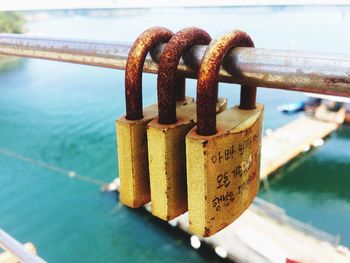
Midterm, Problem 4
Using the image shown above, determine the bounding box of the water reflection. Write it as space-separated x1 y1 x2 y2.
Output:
0 57 25 73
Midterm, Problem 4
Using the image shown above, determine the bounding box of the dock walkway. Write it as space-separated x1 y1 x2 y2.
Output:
173 198 350 263
261 112 344 179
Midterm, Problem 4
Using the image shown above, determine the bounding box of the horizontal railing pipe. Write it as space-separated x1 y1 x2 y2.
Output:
0 34 349 97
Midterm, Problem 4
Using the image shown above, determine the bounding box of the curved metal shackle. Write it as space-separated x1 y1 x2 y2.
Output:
125 27 173 120
157 27 212 125
196 30 256 136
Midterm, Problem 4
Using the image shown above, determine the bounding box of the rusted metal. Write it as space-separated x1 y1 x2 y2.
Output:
174 77 186 102
0 34 349 97
197 30 256 135
222 31 256 109
240 84 257 110
125 27 173 120
157 27 211 124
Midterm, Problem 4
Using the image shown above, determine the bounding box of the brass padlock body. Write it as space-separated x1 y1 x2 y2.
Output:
117 27 174 208
116 103 157 208
185 30 262 236
148 97 227 220
147 27 216 220
186 105 263 236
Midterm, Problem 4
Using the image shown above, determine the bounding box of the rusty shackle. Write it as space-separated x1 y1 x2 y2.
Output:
125 27 173 120
196 30 256 136
157 27 212 124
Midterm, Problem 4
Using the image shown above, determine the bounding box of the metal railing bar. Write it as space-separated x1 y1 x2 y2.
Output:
0 229 46 263
0 33 349 97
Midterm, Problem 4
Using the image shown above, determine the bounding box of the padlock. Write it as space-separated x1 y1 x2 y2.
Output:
116 27 175 208
186 30 264 237
147 27 227 220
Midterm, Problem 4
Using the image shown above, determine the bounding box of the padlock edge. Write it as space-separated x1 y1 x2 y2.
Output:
117 103 159 125
186 104 264 140
116 121 149 208
116 103 158 208
148 119 195 220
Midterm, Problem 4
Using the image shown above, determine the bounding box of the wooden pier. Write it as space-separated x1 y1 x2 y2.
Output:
172 198 350 263
261 108 345 180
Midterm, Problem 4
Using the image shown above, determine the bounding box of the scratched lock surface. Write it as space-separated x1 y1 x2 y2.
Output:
187 105 263 236
117 104 157 207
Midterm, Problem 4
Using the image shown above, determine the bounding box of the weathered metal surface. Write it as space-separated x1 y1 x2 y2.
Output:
125 26 173 120
185 31 264 236
116 104 158 208
186 105 264 237
157 27 211 124
197 30 256 135
0 34 349 97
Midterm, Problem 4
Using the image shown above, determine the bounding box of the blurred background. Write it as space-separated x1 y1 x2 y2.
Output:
0 1 350 262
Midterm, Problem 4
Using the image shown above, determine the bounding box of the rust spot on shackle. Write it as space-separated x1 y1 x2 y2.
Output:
157 27 212 124
125 27 173 120
197 30 256 136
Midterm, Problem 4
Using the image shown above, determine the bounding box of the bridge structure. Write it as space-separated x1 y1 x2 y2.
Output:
1 34 350 262
0 229 45 263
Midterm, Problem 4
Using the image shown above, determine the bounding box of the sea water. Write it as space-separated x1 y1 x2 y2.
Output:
0 6 350 262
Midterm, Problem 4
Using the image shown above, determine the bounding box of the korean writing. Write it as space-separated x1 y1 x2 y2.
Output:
210 134 258 164
216 172 230 189
212 191 234 211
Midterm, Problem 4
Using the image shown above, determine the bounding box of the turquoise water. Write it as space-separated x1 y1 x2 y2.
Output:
0 6 350 262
